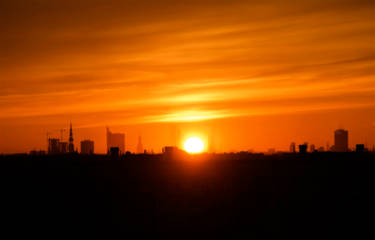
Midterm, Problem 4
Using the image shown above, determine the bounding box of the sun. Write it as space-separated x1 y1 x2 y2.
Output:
184 137 204 154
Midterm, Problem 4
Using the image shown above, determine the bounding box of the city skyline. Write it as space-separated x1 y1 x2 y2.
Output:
25 123 375 155
0 113 375 154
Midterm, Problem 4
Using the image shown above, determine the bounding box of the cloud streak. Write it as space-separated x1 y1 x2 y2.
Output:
0 0 374 152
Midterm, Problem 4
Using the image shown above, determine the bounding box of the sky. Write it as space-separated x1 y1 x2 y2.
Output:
0 0 374 153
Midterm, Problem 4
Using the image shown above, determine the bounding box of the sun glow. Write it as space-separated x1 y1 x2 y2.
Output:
184 137 204 154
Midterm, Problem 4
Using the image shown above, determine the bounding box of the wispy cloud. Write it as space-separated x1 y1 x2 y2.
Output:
0 0 374 124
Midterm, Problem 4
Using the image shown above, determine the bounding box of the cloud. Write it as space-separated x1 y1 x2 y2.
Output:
0 0 374 125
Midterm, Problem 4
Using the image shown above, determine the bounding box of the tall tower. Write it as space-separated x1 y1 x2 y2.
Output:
68 122 74 153
106 127 125 154
334 129 348 152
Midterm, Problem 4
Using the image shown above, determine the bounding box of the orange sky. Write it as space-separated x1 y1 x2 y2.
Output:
1 0 374 153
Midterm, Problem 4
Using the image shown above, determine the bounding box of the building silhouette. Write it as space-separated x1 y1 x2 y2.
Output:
334 129 348 152
106 128 125 154
58 142 68 153
162 146 185 160
137 136 143 154
356 144 365 153
299 144 307 154
46 123 74 155
48 138 60 154
109 147 120 159
68 123 74 153
81 140 94 155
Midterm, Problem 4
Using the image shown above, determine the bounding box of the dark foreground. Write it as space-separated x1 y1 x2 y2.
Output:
1 153 374 239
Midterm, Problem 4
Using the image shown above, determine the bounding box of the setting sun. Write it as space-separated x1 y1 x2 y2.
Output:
184 137 204 154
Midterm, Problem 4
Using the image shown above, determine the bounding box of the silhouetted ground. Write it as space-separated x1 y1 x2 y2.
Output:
0 153 374 239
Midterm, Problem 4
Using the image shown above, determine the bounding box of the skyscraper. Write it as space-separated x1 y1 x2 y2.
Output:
81 140 94 154
68 122 74 153
106 127 125 154
334 129 348 152
48 138 60 154
58 142 68 153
